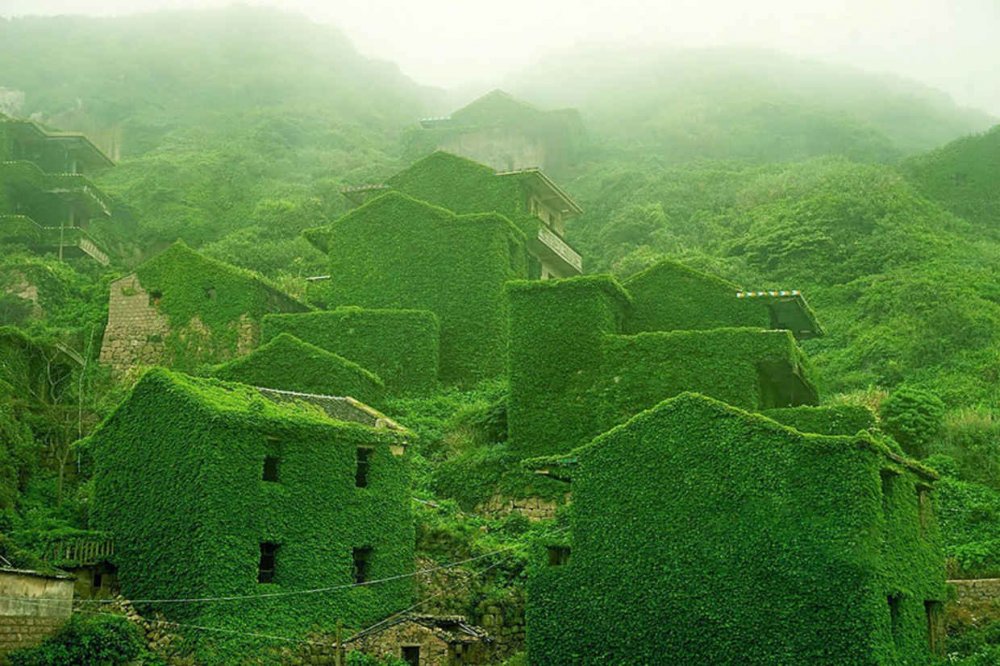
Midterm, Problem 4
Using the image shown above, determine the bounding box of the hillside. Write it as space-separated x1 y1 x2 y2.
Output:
507 46 995 163
903 125 1000 234
0 8 999 664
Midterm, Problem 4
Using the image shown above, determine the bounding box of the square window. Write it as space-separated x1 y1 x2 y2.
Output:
547 546 571 566
401 645 420 666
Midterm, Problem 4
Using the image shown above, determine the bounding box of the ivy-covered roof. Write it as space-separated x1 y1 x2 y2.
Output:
0 117 114 171
624 258 822 339
209 332 385 405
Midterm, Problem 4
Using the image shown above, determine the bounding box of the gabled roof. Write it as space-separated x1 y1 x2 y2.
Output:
93 368 406 441
210 333 385 403
306 190 525 255
525 392 935 482
133 241 310 312
385 150 582 219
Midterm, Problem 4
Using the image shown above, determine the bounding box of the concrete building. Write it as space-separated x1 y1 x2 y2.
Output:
0 116 115 265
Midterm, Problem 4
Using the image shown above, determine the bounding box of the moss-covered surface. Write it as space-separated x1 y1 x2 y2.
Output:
506 276 631 459
763 404 877 436
385 152 538 236
526 393 945 665
89 368 413 663
209 333 385 405
623 259 770 333
263 307 440 397
506 276 818 458
305 192 527 386
133 242 309 369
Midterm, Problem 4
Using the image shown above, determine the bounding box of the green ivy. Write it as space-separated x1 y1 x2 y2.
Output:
304 192 527 386
89 368 414 663
209 333 385 406
525 393 945 665
133 242 309 370
263 307 440 397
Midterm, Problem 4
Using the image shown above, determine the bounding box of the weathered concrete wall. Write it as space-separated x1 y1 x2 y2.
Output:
439 128 546 173
99 274 170 372
0 569 74 655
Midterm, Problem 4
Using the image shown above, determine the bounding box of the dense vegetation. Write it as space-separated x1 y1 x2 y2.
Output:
0 5 998 663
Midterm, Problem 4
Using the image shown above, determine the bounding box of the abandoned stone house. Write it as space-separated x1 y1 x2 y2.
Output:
417 89 584 174
87 368 415 640
339 151 583 280
0 115 115 266
98 242 309 373
347 614 492 666
525 393 946 665
506 258 823 459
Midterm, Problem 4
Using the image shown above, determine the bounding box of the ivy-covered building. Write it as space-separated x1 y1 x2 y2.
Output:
525 393 946 665
98 242 309 373
415 89 584 174
209 332 386 406
89 368 414 654
0 115 115 265
506 260 823 458
306 189 529 385
340 151 583 279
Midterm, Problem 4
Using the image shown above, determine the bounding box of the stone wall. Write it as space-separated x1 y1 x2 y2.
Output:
99 274 170 372
477 494 564 521
0 568 74 655
350 622 454 665
949 578 1000 605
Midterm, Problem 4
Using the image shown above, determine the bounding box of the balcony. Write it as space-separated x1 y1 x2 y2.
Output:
0 214 110 265
530 224 582 277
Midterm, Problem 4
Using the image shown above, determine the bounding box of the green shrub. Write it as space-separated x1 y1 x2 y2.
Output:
935 408 1000 490
7 614 144 666
881 387 946 458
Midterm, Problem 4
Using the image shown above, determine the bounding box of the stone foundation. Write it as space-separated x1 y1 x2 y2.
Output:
0 568 74 656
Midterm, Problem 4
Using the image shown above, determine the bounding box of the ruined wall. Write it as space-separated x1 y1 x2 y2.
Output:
0 569 74 655
350 623 454 666
98 274 169 372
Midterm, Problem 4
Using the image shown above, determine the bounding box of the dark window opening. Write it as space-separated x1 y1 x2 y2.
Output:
925 600 943 655
880 469 895 514
917 486 932 534
148 290 163 307
355 448 372 488
92 570 103 589
402 645 420 666
263 455 280 482
888 593 902 644
352 547 372 585
204 286 216 301
547 546 571 566
258 542 278 584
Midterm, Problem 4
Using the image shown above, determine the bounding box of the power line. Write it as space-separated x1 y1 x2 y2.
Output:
0 542 526 608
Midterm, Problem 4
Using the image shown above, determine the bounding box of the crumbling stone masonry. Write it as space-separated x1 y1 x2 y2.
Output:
98 274 170 373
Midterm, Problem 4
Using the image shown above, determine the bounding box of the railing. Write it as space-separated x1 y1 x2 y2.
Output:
46 538 114 566
537 225 582 273
6 219 113 266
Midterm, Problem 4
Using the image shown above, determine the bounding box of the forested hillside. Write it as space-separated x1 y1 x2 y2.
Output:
1 6 999 664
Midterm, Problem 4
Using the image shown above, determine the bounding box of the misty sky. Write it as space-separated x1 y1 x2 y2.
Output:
2 0 999 115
